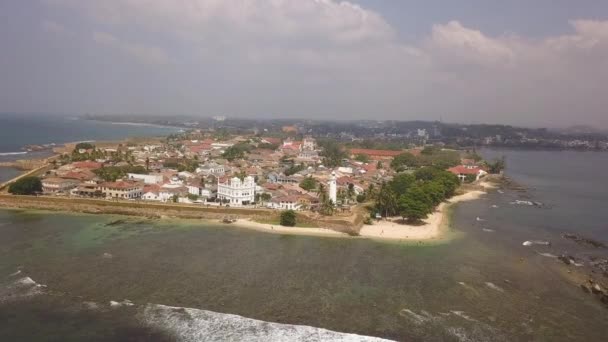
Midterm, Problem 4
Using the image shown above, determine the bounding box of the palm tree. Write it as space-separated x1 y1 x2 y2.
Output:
375 182 397 217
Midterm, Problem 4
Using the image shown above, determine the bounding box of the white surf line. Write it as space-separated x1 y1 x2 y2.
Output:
140 303 393 342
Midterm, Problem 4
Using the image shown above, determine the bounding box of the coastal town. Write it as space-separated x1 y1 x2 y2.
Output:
0 124 499 239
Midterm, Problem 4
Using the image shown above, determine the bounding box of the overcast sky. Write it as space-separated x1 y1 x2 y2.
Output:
1 0 607 128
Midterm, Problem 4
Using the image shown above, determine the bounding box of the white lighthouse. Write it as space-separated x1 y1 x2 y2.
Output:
328 171 337 205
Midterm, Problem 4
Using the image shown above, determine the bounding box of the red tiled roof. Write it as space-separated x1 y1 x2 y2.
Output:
72 161 103 169
63 170 95 180
349 149 404 157
188 144 212 153
362 163 377 172
448 165 483 175
336 176 352 186
100 181 142 189
143 184 161 193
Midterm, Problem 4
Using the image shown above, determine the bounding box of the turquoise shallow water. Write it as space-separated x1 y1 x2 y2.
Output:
0 199 607 341
1 149 608 341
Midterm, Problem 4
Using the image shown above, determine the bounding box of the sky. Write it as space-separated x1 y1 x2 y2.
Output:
1 0 607 128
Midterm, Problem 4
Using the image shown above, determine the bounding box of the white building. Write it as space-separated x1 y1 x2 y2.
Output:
217 176 256 206
98 181 143 199
196 162 225 176
268 195 301 210
128 173 163 185
41 177 79 193
186 185 212 199
328 171 337 205
302 136 315 151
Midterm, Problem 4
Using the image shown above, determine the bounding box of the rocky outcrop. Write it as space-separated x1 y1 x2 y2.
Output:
562 233 606 248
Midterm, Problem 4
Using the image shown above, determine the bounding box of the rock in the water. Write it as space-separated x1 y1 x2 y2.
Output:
601 294 608 306
558 254 574 265
591 284 603 295
562 233 606 248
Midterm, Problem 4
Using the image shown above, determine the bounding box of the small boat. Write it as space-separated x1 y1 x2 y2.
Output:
222 217 237 224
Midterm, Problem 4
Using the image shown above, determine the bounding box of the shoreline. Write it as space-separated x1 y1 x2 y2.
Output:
0 186 490 242
358 190 487 242
217 184 492 242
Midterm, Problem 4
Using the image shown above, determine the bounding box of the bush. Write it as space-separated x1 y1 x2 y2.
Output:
280 210 297 227
356 193 367 203
299 177 317 191
9 176 42 195
75 142 95 150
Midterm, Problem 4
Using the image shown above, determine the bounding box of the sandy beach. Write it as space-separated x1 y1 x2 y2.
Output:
358 190 487 241
231 189 488 241
232 219 348 238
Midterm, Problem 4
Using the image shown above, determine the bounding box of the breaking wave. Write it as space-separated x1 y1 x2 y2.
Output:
399 307 506 342
0 275 46 304
0 151 27 156
140 304 392 342
522 240 550 246
484 282 505 293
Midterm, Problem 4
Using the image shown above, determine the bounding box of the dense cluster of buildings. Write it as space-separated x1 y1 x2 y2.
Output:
38 131 484 212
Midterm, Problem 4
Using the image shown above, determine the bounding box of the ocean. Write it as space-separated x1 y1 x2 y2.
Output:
1 143 608 339
0 113 180 182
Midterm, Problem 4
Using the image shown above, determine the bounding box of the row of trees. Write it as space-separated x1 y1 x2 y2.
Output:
390 148 461 171
318 139 348 167
221 142 252 161
93 165 148 182
372 168 460 222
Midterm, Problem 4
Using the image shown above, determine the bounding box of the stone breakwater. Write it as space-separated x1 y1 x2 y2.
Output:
0 195 361 233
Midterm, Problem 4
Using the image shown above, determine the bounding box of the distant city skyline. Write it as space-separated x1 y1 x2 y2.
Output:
1 1 608 128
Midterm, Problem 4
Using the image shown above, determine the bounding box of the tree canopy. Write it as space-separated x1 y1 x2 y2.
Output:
75 142 95 150
372 169 460 222
318 139 347 167
390 149 460 171
299 177 318 191
280 210 297 227
221 143 251 161
390 152 418 171
8 176 42 195
94 165 148 182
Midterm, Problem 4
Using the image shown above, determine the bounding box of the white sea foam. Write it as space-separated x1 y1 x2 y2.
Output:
399 308 505 341
0 151 27 156
476 217 485 222
83 301 100 310
398 309 431 325
0 276 45 303
8 270 22 277
450 311 478 323
16 277 37 286
536 252 558 258
523 240 550 246
110 299 134 308
484 282 505 293
141 304 392 342
482 228 495 233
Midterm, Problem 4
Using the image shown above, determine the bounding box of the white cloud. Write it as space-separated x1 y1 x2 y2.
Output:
93 31 169 65
42 0 608 127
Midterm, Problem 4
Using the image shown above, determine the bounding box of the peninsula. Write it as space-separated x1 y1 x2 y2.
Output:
0 124 504 242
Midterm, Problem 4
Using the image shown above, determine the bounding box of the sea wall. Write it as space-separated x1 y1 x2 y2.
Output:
0 195 362 231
